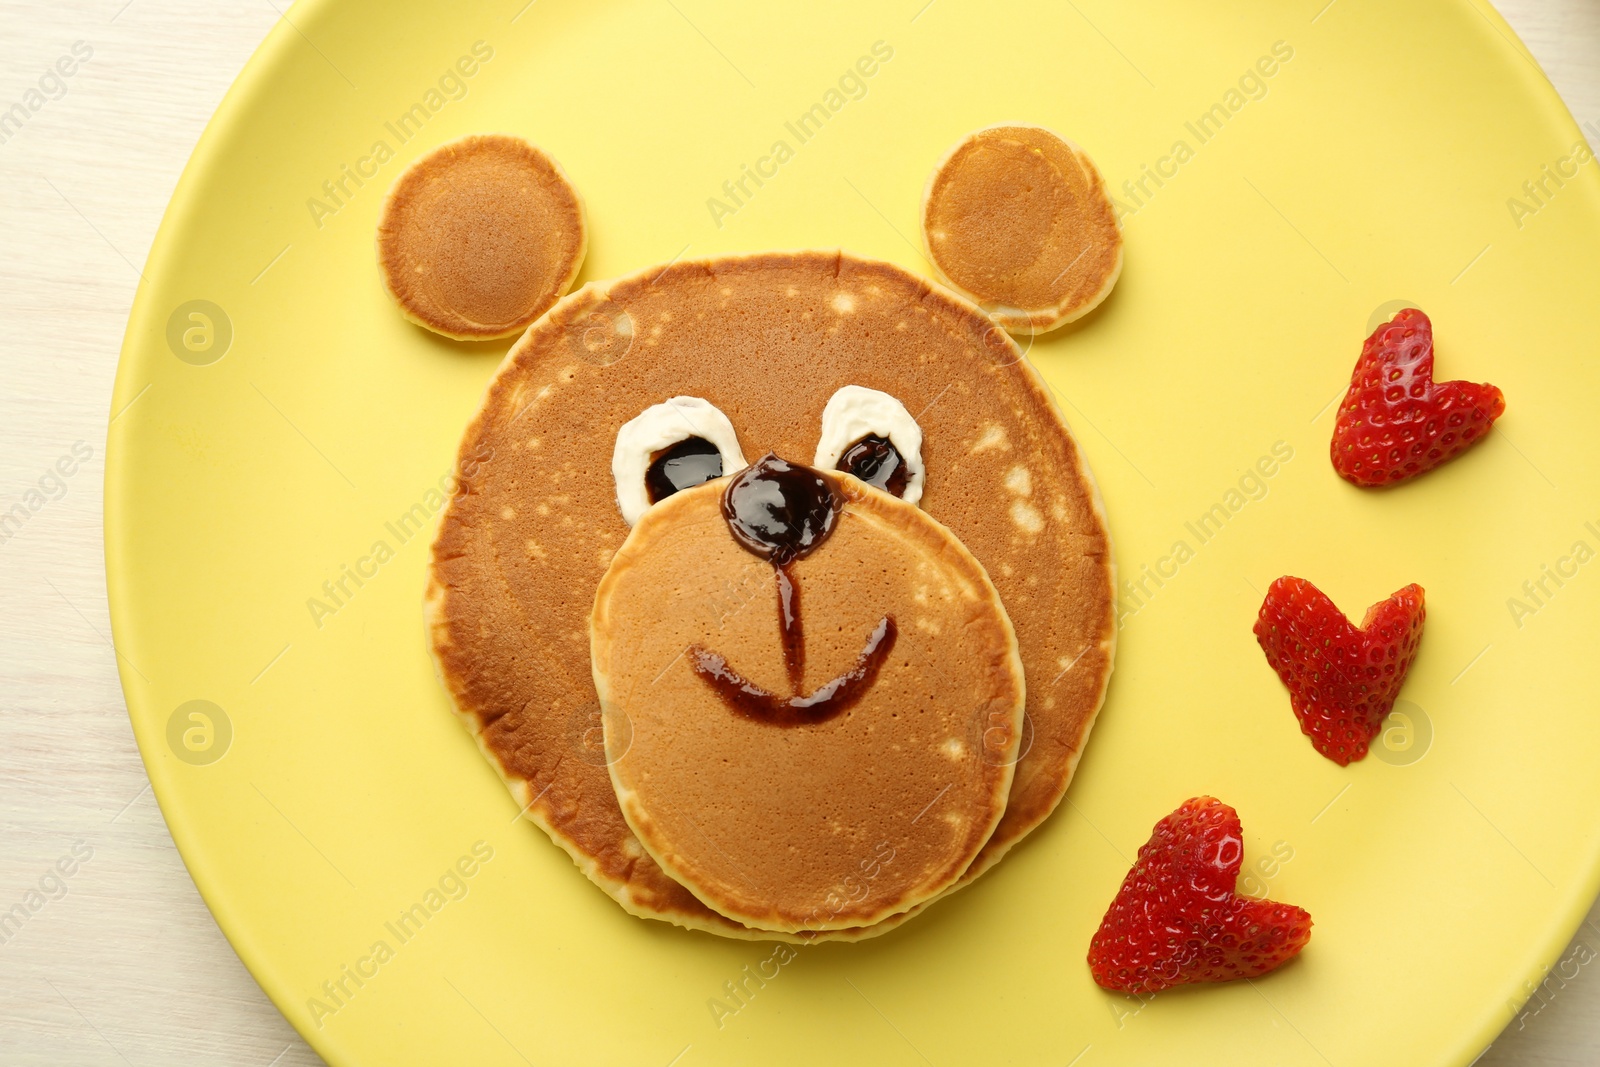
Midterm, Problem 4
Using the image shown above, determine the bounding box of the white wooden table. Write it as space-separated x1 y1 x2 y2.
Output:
0 2 1593 1063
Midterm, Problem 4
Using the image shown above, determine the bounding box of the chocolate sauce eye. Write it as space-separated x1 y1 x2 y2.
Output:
837 435 910 498
645 437 724 503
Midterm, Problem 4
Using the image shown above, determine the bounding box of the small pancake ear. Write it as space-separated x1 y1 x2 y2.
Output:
813 386 925 505
376 133 587 341
612 397 746 525
920 124 1122 335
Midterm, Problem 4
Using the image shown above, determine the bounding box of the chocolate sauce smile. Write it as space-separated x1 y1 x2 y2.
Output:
689 454 895 725
689 617 897 726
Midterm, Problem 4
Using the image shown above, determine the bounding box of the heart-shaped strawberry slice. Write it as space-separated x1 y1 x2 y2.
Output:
1088 797 1312 993
1254 576 1425 765
1331 308 1504 487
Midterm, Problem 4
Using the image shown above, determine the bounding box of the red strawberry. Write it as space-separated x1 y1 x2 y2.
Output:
1088 797 1312 994
1331 308 1504 486
1254 577 1425 765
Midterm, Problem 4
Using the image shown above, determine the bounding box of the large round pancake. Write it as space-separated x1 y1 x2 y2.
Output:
921 124 1122 334
377 133 586 340
592 474 1025 932
426 250 1115 939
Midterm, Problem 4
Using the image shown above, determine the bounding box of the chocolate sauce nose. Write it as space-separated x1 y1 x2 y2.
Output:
722 454 842 565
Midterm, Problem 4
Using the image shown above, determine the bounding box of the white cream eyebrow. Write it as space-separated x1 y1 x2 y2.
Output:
612 396 746 525
813 385 925 506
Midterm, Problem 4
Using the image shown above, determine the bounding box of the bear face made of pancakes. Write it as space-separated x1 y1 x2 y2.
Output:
425 251 1116 940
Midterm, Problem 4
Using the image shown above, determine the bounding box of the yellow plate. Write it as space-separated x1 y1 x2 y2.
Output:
107 1 1600 1064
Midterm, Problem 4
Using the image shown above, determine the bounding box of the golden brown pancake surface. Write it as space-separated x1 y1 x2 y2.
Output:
922 125 1122 334
425 251 1115 939
593 473 1024 932
378 134 586 340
